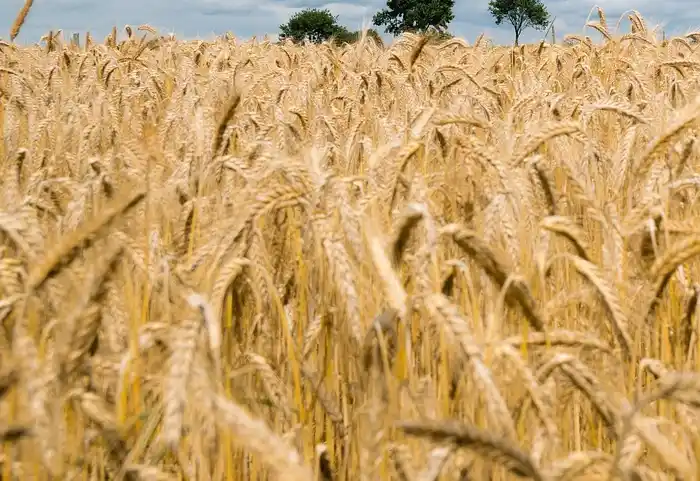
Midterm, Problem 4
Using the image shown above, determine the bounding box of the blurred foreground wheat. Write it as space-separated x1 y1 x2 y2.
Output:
2 9 700 481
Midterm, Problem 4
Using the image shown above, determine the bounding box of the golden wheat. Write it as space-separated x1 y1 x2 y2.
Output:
3 10 700 481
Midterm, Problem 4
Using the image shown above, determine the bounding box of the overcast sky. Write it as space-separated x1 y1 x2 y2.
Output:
1 0 699 46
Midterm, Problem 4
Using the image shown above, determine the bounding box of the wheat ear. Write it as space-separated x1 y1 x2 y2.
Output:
398 420 544 481
27 190 145 291
10 0 34 41
441 223 546 332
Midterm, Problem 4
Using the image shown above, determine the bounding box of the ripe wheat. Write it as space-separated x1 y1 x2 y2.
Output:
1 9 700 481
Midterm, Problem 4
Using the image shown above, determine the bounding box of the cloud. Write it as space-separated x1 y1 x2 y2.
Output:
1 0 699 45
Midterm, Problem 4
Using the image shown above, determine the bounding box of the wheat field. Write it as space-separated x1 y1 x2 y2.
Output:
2 7 700 481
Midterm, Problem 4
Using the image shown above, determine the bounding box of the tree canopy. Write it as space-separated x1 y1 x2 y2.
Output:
488 0 550 45
279 8 348 44
279 8 383 46
372 0 455 36
332 28 384 46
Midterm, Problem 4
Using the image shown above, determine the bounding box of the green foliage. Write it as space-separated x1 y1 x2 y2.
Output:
332 29 358 44
332 28 385 47
424 26 454 42
488 0 550 45
279 9 384 47
372 0 455 36
279 8 347 44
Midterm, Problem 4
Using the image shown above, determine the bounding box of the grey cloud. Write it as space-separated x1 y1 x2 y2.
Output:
0 0 698 46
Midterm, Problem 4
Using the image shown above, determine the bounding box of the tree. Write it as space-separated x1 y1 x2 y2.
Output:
424 26 454 42
333 28 384 47
488 0 550 45
279 8 349 44
372 0 455 36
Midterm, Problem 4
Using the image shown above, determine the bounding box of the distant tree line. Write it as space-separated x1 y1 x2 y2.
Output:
278 0 550 46
278 9 384 46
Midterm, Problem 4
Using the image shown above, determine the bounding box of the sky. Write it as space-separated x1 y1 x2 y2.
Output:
1 0 700 47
